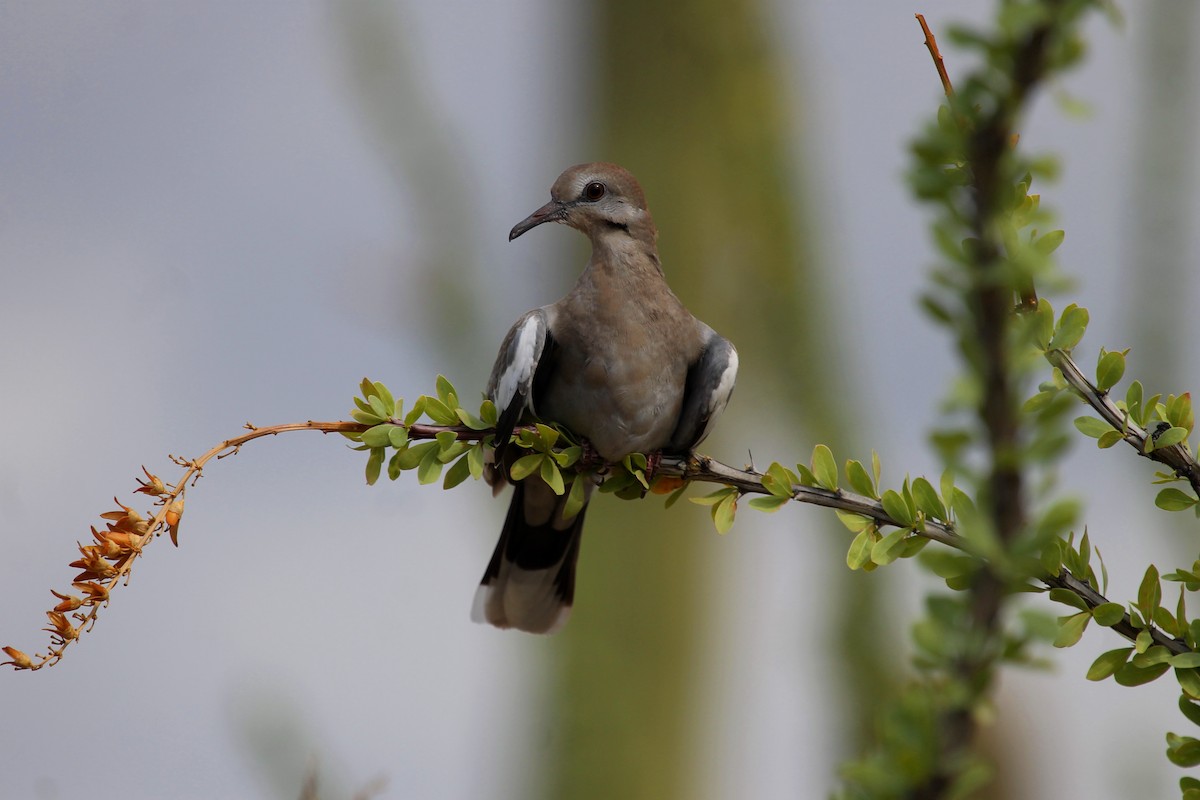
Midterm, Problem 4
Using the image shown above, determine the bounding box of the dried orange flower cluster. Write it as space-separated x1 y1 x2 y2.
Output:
3 419 374 673
2 467 185 671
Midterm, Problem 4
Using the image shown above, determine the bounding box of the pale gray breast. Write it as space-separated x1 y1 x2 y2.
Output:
540 312 697 461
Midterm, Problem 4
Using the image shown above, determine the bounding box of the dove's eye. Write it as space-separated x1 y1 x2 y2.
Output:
583 181 606 201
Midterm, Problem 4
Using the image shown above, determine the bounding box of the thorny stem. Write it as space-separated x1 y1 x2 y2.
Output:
1047 349 1200 496
9 363 1185 672
916 13 955 99
915 7 1067 795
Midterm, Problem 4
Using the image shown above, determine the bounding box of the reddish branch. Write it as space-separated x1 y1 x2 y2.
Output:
6 387 1181 672
916 14 955 98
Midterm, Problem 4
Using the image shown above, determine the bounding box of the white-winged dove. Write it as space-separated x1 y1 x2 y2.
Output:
471 163 738 634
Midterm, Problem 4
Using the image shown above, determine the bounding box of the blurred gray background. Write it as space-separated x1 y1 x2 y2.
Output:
2 2 1198 798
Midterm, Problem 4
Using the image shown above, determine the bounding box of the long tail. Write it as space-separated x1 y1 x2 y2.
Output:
472 477 588 634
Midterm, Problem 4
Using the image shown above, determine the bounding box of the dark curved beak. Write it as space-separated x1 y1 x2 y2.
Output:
509 200 568 241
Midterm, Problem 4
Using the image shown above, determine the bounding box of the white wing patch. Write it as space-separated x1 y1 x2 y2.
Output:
698 346 738 442
494 314 543 417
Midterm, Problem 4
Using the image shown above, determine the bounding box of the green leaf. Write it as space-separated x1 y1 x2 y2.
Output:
1040 539 1063 577
478 399 498 427
872 450 882 488
921 550 974 580
388 426 409 449
416 446 443 485
435 430 459 454
1179 667 1200 699
1022 390 1058 413
870 528 908 566
793 463 817 487
1053 612 1090 647
535 423 561 450
748 495 790 512
1034 229 1065 255
911 477 946 520
919 295 953 324
1086 647 1132 681
1156 605 1181 638
690 487 735 506
811 445 838 491
540 457 565 496
1097 430 1123 449
1091 602 1125 627
1048 588 1090 612
1150 426 1189 450
626 463 649 490
944 573 972 591
553 446 582 468
364 447 384 486
563 473 588 520
663 482 688 510
395 441 436 471
387 449 403 480
898 536 929 558
835 510 873 532
467 443 485 479
367 394 390 421
371 381 396 416
939 470 955 514
404 396 427 426
1095 350 1126 392
423 396 458 426
1139 565 1162 625
1180 696 1200 728
455 407 489 430
1073 416 1113 439
1168 734 1200 767
950 488 976 522
361 424 394 449
1168 392 1195 432
442 452 473 490
1173 653 1200 670
1048 304 1089 351
435 375 458 409
350 408 383 426
1167 569 1200 586
509 454 543 482
1033 297 1055 350
1124 379 1143 421
1113 660 1169 687
1097 545 1110 595
1132 646 1174 668
846 460 877 498
713 493 737 534
761 462 796 498
1036 498 1079 539
880 490 914 528
846 528 874 570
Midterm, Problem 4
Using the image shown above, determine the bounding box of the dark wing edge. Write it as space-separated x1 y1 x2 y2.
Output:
668 326 739 453
485 309 555 464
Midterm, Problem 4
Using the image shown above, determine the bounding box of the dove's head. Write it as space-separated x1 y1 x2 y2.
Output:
509 163 656 246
